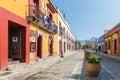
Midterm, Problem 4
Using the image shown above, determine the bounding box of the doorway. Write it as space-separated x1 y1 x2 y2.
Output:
49 40 53 56
8 21 26 63
37 36 42 58
49 36 53 56
114 39 117 54
59 40 62 54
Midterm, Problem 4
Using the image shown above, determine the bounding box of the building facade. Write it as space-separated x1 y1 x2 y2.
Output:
27 0 58 62
0 0 30 70
65 21 75 52
98 35 104 52
0 0 58 70
57 9 75 56
0 0 76 71
104 23 120 56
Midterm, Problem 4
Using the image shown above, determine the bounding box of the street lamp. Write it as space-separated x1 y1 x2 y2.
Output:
60 27 65 58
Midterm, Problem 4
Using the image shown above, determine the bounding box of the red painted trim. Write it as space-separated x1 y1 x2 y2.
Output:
47 8 53 20
39 0 42 11
29 0 33 5
105 24 120 38
0 7 30 70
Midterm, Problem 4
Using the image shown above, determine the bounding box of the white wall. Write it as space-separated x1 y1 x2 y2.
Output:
57 9 75 54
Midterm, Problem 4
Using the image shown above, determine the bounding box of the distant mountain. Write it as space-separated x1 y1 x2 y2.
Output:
80 37 97 46
80 40 86 46
90 37 98 41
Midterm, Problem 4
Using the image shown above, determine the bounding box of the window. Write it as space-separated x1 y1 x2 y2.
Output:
49 13 52 20
42 1 47 10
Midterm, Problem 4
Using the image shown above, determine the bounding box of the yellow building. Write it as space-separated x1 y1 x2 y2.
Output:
105 23 119 56
105 33 118 55
0 0 28 19
26 0 58 61
0 0 58 70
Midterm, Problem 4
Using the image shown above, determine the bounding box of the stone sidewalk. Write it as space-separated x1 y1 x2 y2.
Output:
0 51 77 80
70 50 120 80
97 52 120 62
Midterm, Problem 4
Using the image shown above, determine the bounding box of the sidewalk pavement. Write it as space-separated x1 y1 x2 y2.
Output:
0 51 78 80
87 49 120 62
97 52 120 62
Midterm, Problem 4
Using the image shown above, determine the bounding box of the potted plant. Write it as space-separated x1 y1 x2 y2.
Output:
84 50 91 60
86 54 101 77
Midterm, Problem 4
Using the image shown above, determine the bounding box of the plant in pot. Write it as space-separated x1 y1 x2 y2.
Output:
84 50 91 60
86 54 101 77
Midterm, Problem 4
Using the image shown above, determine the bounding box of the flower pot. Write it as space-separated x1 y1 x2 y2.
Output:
85 54 90 60
86 63 101 77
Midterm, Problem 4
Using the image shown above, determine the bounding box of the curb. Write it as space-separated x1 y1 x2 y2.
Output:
97 53 120 62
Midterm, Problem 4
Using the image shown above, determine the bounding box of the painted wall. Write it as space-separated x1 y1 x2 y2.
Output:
45 0 59 55
98 35 104 52
52 13 58 55
0 7 30 70
58 8 76 53
29 0 59 59
0 0 28 19
98 35 104 43
98 42 104 52
105 37 111 54
105 23 120 56
118 32 120 56
105 33 118 54
30 23 51 59
58 10 67 54
111 33 118 54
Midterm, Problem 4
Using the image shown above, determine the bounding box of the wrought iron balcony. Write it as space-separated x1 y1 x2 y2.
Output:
26 5 42 21
26 5 57 34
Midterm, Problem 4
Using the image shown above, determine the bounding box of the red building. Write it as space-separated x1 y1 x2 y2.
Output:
0 7 30 70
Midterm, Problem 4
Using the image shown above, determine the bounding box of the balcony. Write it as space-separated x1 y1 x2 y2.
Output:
26 5 57 34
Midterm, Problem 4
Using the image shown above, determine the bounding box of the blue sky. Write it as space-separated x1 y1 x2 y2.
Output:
51 0 120 40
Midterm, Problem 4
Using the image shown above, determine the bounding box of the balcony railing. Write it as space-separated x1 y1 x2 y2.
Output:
26 5 57 34
27 5 42 20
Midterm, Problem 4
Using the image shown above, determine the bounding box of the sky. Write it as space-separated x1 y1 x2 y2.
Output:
51 0 120 40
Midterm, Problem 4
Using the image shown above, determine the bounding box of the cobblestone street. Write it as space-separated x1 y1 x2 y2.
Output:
24 50 120 80
25 51 82 80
